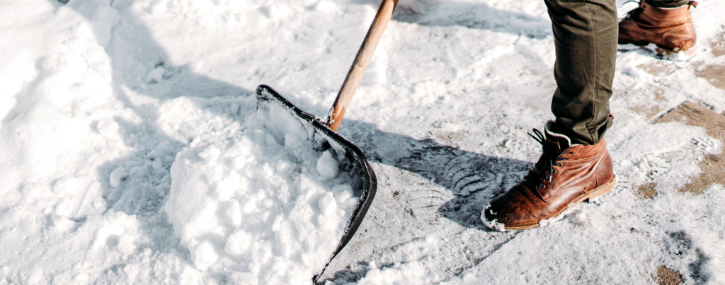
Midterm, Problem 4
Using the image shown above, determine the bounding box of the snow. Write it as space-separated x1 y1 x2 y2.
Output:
1 0 725 284
318 151 341 180
109 167 127 188
163 101 359 283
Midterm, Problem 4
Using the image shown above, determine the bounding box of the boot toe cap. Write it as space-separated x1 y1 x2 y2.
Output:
481 204 510 231
482 199 539 231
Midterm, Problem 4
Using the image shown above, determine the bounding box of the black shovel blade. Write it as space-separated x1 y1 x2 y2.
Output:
255 85 377 283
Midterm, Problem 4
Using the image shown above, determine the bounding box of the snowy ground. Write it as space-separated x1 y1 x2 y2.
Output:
1 0 725 284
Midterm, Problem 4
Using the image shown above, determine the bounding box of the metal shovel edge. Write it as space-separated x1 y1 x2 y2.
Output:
256 85 378 283
254 0 399 282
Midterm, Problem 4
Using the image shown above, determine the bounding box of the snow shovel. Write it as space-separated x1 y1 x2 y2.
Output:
255 0 398 282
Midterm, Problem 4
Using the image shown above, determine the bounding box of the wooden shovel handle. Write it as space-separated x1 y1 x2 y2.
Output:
326 0 398 131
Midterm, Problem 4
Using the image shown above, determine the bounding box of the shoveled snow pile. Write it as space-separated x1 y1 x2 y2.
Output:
164 101 359 283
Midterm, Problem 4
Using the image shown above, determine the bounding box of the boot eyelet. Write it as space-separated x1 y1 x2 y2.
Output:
538 183 544 189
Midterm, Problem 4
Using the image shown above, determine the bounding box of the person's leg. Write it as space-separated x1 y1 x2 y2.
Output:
547 0 617 145
619 0 697 53
481 0 618 231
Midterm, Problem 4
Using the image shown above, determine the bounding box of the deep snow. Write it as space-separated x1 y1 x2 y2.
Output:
1 0 724 284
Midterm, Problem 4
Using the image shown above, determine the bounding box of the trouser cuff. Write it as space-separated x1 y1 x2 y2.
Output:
554 114 613 146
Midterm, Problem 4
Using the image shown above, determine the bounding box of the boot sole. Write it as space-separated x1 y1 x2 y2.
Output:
655 45 696 56
504 175 617 231
618 43 696 57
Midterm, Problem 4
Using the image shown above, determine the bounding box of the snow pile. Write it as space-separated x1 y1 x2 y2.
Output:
164 101 359 283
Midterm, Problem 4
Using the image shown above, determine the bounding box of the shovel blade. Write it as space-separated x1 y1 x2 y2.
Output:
255 85 377 282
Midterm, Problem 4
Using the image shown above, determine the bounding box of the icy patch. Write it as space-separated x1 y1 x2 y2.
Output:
164 102 359 283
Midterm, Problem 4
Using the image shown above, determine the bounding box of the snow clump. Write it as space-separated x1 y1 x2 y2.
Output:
164 101 360 283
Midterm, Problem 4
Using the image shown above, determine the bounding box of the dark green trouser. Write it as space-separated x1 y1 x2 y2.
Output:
546 0 617 145
646 0 691 8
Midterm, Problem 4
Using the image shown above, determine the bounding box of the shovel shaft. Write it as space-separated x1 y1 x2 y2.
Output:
327 0 398 131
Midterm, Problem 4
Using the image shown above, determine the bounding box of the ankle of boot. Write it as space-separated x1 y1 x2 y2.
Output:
640 1 693 24
644 0 694 9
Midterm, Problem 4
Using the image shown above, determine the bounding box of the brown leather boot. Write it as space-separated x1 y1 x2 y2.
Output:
618 1 697 54
482 121 616 231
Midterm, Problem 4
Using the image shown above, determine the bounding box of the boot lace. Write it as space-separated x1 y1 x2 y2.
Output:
526 129 569 188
